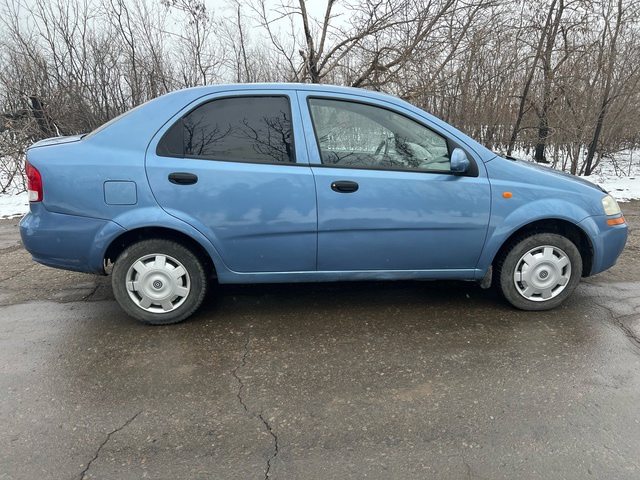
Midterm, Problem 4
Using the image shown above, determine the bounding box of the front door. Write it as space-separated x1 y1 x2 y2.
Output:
302 95 491 274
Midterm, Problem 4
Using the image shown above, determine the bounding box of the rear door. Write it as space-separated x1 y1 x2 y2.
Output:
299 93 491 275
146 90 317 273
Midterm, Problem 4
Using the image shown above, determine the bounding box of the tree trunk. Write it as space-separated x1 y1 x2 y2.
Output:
584 0 622 176
534 0 564 163
507 0 557 156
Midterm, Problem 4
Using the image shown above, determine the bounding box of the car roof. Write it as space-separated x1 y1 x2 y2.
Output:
179 82 394 97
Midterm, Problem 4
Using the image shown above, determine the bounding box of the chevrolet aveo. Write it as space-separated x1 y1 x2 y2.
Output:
20 84 628 324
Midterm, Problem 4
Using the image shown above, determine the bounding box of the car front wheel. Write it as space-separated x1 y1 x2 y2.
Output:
112 239 208 325
497 233 583 311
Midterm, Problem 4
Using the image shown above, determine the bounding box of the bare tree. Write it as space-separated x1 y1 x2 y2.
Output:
583 0 628 175
162 0 223 86
506 0 560 157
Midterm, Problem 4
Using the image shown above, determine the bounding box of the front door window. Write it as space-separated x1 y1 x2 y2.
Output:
309 98 450 172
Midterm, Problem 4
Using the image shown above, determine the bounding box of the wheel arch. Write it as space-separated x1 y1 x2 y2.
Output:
492 219 593 278
105 227 217 278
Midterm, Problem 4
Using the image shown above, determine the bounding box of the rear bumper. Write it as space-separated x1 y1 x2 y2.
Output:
20 204 125 274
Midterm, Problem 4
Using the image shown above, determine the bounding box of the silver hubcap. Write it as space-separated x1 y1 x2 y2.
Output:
513 245 571 302
125 253 190 313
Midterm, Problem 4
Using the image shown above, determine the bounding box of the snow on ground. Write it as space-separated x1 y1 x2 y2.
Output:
589 158 640 203
1 156 639 220
0 190 28 219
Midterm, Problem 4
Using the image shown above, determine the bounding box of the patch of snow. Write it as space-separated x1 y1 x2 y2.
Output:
589 152 640 203
593 175 639 203
0 190 28 220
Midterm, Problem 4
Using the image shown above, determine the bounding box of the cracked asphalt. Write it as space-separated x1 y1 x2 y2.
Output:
1 202 640 479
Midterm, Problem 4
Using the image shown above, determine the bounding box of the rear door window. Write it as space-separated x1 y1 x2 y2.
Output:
158 96 295 164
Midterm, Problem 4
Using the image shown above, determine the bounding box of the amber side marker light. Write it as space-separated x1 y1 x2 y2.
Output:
502 192 513 198
607 216 626 226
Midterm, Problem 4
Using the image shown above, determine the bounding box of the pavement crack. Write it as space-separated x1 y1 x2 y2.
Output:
81 283 101 302
591 299 640 350
0 260 37 283
259 413 279 479
232 331 252 413
232 328 278 478
613 316 640 348
78 411 141 480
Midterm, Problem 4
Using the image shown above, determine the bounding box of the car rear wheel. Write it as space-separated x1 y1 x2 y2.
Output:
497 233 582 311
112 239 208 325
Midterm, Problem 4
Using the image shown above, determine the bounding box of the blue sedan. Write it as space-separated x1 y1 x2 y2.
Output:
20 84 628 324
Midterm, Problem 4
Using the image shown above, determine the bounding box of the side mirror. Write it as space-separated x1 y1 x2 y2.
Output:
450 148 470 174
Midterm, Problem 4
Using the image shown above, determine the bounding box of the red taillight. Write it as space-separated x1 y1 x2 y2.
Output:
25 160 43 202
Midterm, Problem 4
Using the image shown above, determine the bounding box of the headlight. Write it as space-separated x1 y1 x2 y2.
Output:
602 194 622 216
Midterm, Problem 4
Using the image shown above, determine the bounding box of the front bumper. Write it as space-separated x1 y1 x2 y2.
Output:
577 214 628 275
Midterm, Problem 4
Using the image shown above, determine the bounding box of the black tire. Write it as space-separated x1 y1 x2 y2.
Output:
112 239 208 325
496 233 582 311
